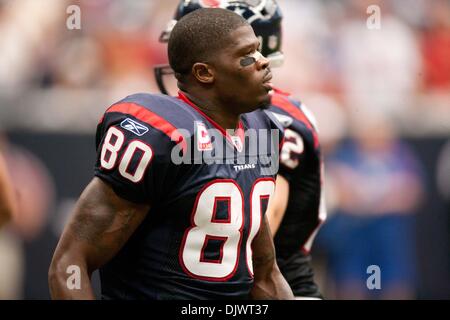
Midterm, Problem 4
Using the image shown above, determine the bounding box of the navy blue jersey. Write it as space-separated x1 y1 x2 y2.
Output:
268 91 326 253
267 90 326 297
94 92 283 299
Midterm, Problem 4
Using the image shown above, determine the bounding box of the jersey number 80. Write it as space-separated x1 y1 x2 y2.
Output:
100 127 153 183
181 179 275 281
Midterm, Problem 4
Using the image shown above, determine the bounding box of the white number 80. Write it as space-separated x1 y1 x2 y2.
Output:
100 127 153 183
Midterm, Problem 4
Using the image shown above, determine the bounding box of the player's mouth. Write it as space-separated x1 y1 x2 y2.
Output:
262 72 273 91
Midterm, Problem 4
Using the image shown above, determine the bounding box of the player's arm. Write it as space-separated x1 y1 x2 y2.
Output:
48 177 150 299
250 215 294 299
0 152 16 228
266 174 289 236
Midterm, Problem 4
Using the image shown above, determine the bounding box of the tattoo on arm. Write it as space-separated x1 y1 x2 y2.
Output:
67 177 150 269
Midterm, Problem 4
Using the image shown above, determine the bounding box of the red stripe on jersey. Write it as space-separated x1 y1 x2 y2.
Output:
106 102 187 153
272 86 291 97
271 93 319 148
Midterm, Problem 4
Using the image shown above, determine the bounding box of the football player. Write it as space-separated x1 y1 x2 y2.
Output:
155 0 326 299
49 8 293 300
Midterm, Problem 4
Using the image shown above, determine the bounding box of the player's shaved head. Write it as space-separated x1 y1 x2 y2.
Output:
168 8 249 76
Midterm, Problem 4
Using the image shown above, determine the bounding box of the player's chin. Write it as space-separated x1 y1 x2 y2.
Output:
256 91 271 110
241 89 271 112
244 95 270 113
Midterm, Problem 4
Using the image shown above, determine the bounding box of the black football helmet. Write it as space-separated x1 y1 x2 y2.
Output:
154 0 283 95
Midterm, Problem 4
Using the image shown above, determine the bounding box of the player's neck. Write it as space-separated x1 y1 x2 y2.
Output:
182 91 241 131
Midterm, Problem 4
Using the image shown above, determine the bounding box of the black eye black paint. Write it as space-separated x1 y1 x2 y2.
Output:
240 56 256 67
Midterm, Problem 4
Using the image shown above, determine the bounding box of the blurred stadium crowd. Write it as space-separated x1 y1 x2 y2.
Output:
0 0 449 299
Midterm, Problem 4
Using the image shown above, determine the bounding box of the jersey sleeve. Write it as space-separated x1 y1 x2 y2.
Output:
94 104 184 205
270 95 321 182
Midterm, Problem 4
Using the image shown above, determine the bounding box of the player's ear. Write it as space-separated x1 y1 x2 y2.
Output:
192 63 214 84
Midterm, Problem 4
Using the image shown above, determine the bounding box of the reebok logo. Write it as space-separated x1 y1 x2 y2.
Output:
120 118 149 136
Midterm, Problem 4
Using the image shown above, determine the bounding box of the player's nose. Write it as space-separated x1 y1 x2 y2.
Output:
256 54 270 71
